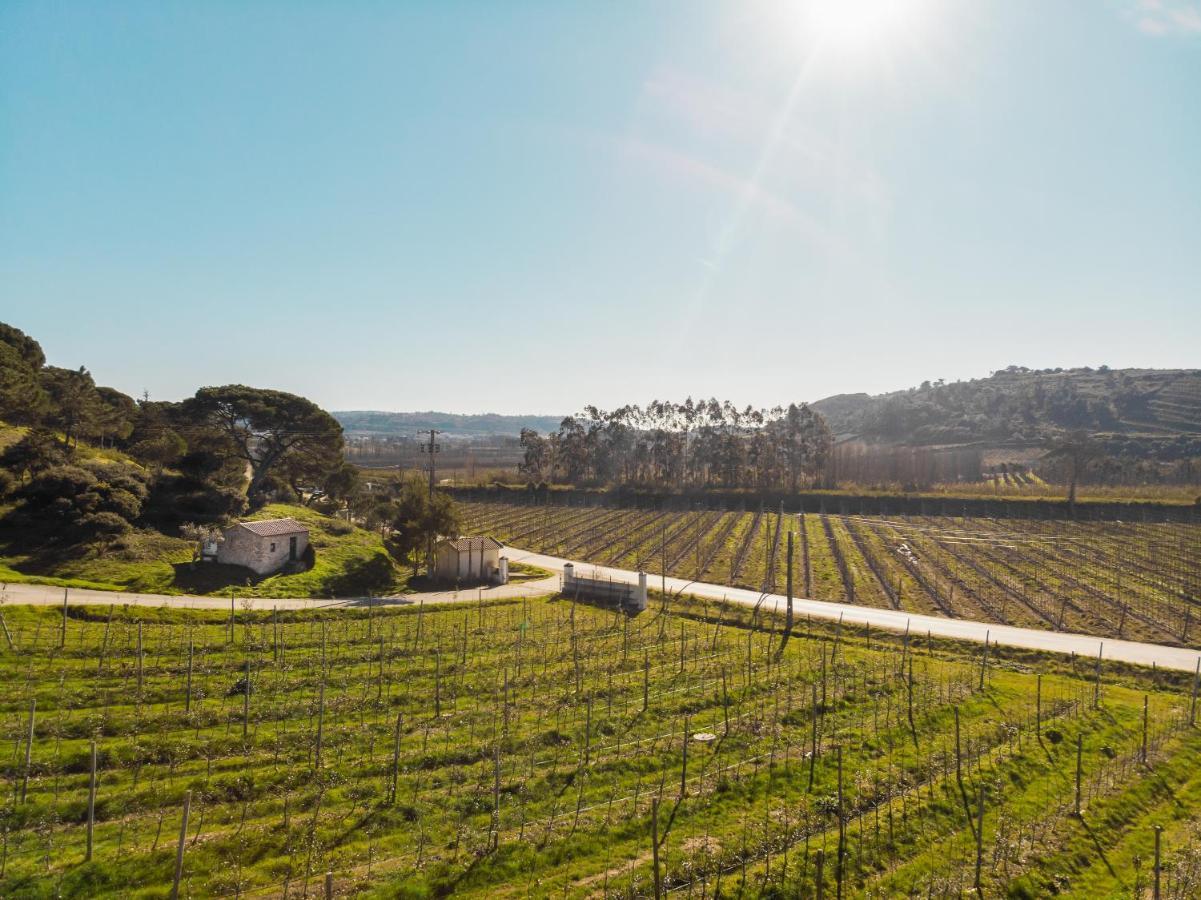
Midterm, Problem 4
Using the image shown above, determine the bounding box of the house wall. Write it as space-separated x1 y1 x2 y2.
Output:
434 545 501 581
216 528 309 576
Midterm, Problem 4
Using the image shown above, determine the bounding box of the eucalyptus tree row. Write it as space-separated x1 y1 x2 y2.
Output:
519 398 833 491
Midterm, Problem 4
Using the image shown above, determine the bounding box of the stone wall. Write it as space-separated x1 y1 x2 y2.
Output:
216 528 310 576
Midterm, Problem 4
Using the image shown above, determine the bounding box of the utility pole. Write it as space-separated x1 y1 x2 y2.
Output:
420 429 442 575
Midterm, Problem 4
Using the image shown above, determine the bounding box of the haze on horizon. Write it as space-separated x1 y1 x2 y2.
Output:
2 1 1198 416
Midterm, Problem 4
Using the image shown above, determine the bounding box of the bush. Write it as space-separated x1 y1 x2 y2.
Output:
78 511 131 538
7 460 149 540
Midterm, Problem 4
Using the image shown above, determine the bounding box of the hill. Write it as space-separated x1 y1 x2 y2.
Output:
812 366 1201 457
333 410 563 438
0 501 404 597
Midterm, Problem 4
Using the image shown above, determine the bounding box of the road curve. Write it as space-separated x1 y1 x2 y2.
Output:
500 545 1201 674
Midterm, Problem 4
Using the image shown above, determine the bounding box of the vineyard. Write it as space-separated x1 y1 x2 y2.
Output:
462 500 1201 649
4 591 1201 897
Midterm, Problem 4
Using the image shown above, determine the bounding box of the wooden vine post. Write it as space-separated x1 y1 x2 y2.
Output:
650 797 662 899
171 790 192 900
779 531 795 659
86 740 97 862
20 698 34 803
1154 824 1163 900
389 712 403 804
315 679 326 770
1074 734 1083 816
974 784 985 897
1142 694 1149 764
1036 674 1042 738
242 657 251 739
836 744 846 900
185 639 193 715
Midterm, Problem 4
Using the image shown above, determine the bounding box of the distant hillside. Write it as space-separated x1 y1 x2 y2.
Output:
812 367 1201 458
333 410 563 438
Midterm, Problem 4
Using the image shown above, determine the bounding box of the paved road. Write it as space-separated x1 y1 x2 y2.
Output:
5 548 1198 673
500 545 1201 674
0 576 558 612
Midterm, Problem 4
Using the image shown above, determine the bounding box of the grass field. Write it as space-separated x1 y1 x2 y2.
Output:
1 594 1200 897
0 504 406 599
462 500 1201 649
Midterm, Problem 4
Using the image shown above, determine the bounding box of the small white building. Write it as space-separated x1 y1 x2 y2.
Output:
216 518 310 576
433 536 507 584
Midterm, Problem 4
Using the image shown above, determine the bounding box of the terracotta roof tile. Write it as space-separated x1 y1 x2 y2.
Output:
237 518 308 537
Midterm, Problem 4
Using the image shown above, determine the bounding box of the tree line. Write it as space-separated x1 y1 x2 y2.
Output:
518 399 834 492
0 322 352 545
0 320 462 574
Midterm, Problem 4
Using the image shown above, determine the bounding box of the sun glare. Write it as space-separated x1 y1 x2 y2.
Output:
800 0 933 56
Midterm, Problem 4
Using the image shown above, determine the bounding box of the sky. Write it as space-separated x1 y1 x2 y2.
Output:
1 1 1199 415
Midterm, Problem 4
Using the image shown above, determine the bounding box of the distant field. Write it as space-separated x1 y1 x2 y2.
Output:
463 500 1201 649
3 596 1201 896
928 478 1200 504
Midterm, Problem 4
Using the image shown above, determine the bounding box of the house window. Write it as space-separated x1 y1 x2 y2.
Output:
270 542 276 553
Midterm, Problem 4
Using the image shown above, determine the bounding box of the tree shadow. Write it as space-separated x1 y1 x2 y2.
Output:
171 561 268 593
322 554 396 597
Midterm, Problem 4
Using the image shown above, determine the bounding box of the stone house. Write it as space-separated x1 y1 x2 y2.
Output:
433 536 507 584
216 518 310 576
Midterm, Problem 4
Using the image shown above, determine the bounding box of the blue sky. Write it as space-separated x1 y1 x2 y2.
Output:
2 1 1198 414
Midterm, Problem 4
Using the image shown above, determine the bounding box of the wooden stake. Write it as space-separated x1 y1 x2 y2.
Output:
651 797 661 899
974 784 985 896
242 658 251 739
171 790 191 900
20 698 34 803
315 679 326 770
1154 824 1163 900
1036 673 1042 738
1141 694 1149 764
954 706 962 788
389 713 403 804
136 622 144 698
836 744 845 900
779 531 794 658
1074 733 1083 817
86 740 97 862
185 639 193 715
680 716 689 799
643 649 649 712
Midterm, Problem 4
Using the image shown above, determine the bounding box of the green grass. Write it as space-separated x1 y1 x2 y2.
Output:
506 561 553 583
0 504 408 599
0 594 1197 897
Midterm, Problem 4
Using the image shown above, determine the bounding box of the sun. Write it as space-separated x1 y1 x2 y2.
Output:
799 0 934 56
